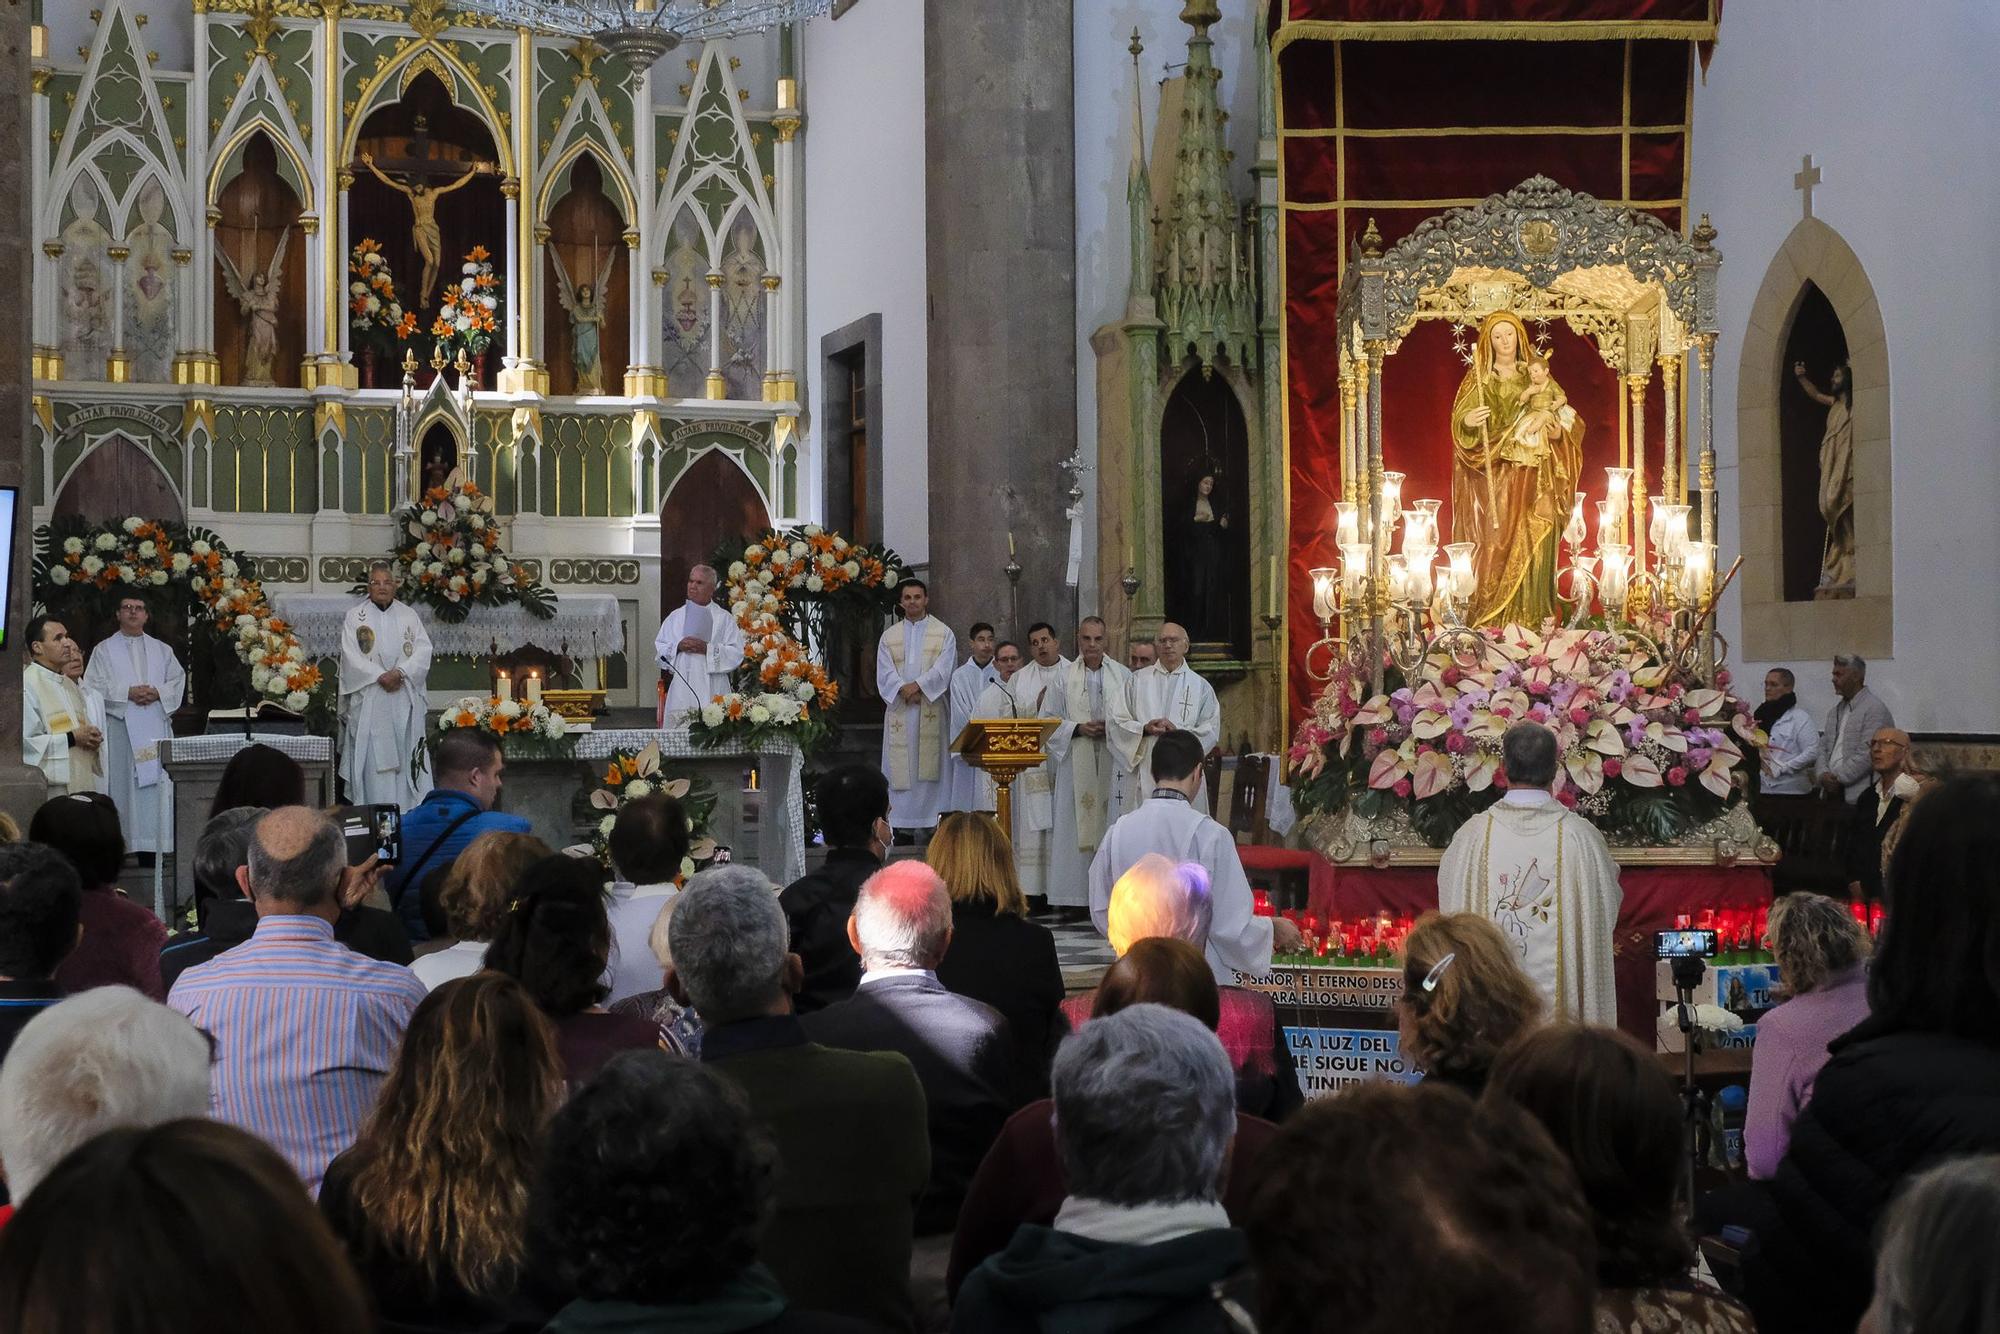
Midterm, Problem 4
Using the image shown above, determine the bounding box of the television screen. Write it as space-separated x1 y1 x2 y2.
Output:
0 487 17 650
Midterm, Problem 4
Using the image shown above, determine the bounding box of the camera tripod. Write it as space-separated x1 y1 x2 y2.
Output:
1669 951 1712 1206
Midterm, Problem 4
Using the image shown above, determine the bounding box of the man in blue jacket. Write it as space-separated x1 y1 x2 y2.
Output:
386 727 529 940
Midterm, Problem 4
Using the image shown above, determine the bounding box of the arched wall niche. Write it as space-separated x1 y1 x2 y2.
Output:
1735 217 1891 661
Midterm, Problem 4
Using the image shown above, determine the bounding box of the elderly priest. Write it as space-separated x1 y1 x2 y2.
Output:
876 578 957 835
653 563 744 723
1438 721 1623 1025
23 616 104 796
339 562 433 808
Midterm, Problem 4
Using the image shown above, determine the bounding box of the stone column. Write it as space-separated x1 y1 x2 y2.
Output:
924 0 1076 638
0 2 52 821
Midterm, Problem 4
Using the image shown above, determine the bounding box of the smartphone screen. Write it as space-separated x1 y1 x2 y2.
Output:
1655 928 1718 959
339 805 402 866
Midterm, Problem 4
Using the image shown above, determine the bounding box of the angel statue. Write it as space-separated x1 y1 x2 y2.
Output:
216 224 292 387
549 244 616 395
359 151 493 302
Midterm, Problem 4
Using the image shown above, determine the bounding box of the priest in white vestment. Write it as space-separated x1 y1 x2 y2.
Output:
23 617 104 795
339 563 434 808
966 641 1024 812
1438 722 1623 1025
1089 729 1301 983
1009 624 1075 906
1048 617 1130 907
1108 622 1220 819
654 564 746 724
944 622 1000 814
82 594 187 852
61 642 109 764
875 578 957 832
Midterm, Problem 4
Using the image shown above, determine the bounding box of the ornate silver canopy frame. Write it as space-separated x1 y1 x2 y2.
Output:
1327 176 1724 681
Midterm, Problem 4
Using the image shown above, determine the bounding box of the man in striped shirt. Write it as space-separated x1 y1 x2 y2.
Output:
168 806 424 1195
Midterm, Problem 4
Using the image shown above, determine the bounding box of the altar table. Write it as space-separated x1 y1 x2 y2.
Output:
160 733 336 917
502 729 805 886
271 593 626 660
1280 854 1773 1039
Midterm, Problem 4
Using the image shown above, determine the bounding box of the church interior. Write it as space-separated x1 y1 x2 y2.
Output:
3 0 2000 1330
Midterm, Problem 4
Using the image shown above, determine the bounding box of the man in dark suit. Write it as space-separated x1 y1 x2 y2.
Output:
779 765 889 1013
1847 726 1921 903
801 860 1018 1238
668 863 927 1333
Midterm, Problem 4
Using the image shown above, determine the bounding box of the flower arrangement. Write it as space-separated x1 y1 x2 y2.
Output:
1288 622 1766 848
587 741 721 866
385 481 554 623
689 526 906 754
435 694 570 743
32 516 321 713
430 244 500 355
347 239 418 353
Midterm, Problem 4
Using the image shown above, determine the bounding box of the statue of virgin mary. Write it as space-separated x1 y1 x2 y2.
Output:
1449 311 1585 626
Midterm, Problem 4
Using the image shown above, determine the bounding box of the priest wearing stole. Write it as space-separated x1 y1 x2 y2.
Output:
876 578 957 834
1009 624 1075 908
1108 622 1220 818
61 641 109 769
1051 617 1129 902
83 594 187 852
944 622 1000 814
23 616 104 796
340 562 434 808
1089 729 1301 983
654 564 745 724
1438 722 1623 1025
967 641 1024 813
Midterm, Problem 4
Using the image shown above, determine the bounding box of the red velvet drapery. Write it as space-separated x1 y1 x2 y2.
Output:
1270 2 1719 727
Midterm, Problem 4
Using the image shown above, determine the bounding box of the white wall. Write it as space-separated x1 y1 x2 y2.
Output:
1692 0 2000 734
1072 0 1260 616
799 0 927 562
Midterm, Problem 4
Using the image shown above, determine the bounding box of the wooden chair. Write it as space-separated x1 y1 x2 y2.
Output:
1230 753 1313 913
1755 793 1853 896
1201 751 1224 818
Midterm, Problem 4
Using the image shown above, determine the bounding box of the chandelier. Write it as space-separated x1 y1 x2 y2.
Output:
456 0 831 70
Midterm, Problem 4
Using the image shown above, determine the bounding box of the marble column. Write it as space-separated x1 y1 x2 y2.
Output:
0 2 51 821
923 0 1077 639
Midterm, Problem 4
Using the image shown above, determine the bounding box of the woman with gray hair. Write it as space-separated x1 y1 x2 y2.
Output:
1746 892 1873 1178
1861 1154 2000 1334
952 1004 1248 1332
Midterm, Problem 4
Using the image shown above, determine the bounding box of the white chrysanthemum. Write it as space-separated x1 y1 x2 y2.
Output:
220 559 238 577
447 548 465 565
843 560 861 578
285 690 310 712
447 575 467 593
363 296 381 314
463 263 478 276
803 524 823 538
94 533 118 552
170 552 191 572
415 542 432 559
788 541 809 559
50 566 69 585
624 779 653 799
191 540 211 556
725 561 745 580
541 712 566 740
421 510 438 526
746 544 766 559
62 537 84 555
496 699 522 718
748 705 771 724
599 814 616 836
429 561 446 577
286 645 305 662
150 570 168 585
122 517 143 534
701 703 726 727
805 574 824 593
250 666 271 690
81 555 104 575
794 681 816 701
468 514 485 529
116 565 135 583
137 540 157 558
350 281 367 296
479 294 496 310
470 545 486 561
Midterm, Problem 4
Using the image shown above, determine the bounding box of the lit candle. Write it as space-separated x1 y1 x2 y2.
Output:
1339 543 1371 601
495 669 511 700
1444 542 1477 601
1309 566 1339 622
526 670 542 704
1564 492 1588 549
1648 495 1668 551
1681 540 1715 602
1599 543 1632 607
1659 505 1692 563
1384 554 1410 604
1381 471 1405 513
1334 502 1360 548
1405 546 1436 603
1008 530 1016 558
1596 499 1623 549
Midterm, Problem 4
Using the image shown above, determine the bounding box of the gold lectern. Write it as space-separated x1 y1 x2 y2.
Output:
951 716 1060 837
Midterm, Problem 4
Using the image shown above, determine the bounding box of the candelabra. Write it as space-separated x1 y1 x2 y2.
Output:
1555 467 1718 675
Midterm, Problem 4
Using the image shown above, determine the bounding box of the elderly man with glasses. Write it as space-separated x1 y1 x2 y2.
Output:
1847 727 1927 905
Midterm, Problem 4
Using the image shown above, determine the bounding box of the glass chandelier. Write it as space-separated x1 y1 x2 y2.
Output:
455 0 831 69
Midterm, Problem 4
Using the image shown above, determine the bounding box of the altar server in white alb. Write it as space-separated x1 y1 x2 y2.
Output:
83 594 187 852
23 616 104 796
944 621 1000 814
1438 721 1623 1025
1048 616 1130 904
339 561 434 808
876 578 957 834
1090 729 1300 982
1009 623 1075 906
1108 621 1220 818
654 564 745 723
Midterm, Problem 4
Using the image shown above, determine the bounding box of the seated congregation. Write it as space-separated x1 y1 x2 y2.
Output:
1 725 1999 1334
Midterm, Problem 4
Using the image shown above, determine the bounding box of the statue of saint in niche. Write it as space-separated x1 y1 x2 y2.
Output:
1176 471 1231 645
419 426 462 496
1449 311 1585 627
549 243 617 395
216 222 292 387
360 150 493 303
1793 360 1855 597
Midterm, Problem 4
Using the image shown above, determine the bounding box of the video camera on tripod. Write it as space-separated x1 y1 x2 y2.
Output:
1657 927 1722 1202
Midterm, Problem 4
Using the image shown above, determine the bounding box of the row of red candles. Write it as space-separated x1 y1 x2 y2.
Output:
1252 892 1413 963
1246 895 1887 968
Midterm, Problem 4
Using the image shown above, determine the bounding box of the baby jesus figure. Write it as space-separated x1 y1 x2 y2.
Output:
1502 353 1570 463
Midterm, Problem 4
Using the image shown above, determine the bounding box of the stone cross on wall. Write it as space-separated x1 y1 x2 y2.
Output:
1794 154 1821 219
